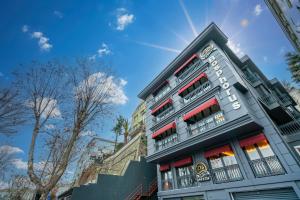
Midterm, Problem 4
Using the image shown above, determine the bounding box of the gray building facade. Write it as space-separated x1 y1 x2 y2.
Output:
138 23 300 200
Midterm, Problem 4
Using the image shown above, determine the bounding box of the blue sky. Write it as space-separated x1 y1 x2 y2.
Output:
0 0 294 181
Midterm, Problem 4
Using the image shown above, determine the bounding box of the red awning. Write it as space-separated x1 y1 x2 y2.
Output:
171 157 193 168
159 164 170 172
151 98 172 115
239 133 267 148
153 80 169 96
204 145 232 158
152 122 176 139
174 54 199 75
183 98 219 121
178 73 207 96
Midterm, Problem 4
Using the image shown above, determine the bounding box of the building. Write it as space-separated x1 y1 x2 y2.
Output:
265 0 300 52
130 101 146 138
138 23 300 200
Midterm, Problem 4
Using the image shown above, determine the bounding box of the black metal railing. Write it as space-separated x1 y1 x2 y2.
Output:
277 94 292 105
248 155 285 178
243 71 260 84
181 81 211 105
177 174 196 188
187 111 226 136
279 120 300 135
152 106 174 124
259 94 277 106
154 133 179 151
176 60 203 83
153 86 171 103
211 164 243 184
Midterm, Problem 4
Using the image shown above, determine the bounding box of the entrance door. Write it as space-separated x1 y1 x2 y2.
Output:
233 188 299 200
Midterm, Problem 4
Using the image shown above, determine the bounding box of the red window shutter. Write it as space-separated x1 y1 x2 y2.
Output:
239 133 267 148
204 145 232 158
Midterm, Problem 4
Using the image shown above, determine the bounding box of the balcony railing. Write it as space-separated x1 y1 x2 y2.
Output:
153 106 175 124
259 94 277 106
181 81 211 105
243 71 260 84
161 179 173 191
211 164 243 184
277 94 292 105
187 111 226 136
176 59 203 83
153 86 171 103
177 174 196 188
279 120 300 135
154 133 179 151
248 155 285 178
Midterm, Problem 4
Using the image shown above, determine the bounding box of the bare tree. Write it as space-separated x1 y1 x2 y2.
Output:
14 59 119 200
0 88 25 135
7 175 34 200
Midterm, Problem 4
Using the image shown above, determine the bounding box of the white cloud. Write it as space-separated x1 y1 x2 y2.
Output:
11 159 27 170
240 19 249 27
11 159 52 171
254 4 263 16
54 10 63 19
22 25 29 33
76 72 128 105
31 31 53 51
45 124 55 130
115 8 134 31
0 145 24 155
97 43 111 57
0 181 9 190
80 130 96 137
26 97 61 118
227 39 245 58
89 43 112 61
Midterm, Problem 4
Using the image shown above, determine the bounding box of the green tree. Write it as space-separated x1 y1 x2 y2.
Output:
121 118 130 144
112 116 123 152
286 52 300 84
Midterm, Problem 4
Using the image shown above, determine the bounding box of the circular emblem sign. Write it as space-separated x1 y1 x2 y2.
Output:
195 161 210 182
200 44 216 60
195 162 207 174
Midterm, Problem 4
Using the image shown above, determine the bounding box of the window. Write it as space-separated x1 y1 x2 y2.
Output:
161 170 173 191
184 98 225 136
294 145 300 156
152 122 178 151
240 134 285 177
205 145 243 183
153 81 171 102
178 73 211 104
176 165 196 188
174 54 202 82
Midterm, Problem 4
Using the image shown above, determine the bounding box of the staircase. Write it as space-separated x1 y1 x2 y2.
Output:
67 157 157 200
125 178 158 200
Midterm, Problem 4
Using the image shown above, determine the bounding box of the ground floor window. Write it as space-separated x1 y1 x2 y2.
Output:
239 133 285 177
205 145 243 183
176 164 196 188
161 170 173 191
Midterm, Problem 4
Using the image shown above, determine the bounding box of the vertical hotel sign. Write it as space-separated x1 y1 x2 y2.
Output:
200 44 241 110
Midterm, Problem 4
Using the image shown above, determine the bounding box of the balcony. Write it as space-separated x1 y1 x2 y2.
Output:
211 164 243 184
279 119 300 136
277 94 293 106
152 106 175 124
181 81 211 105
259 94 277 106
176 59 203 83
248 155 285 178
243 71 261 86
187 111 226 136
154 133 179 152
153 86 171 103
